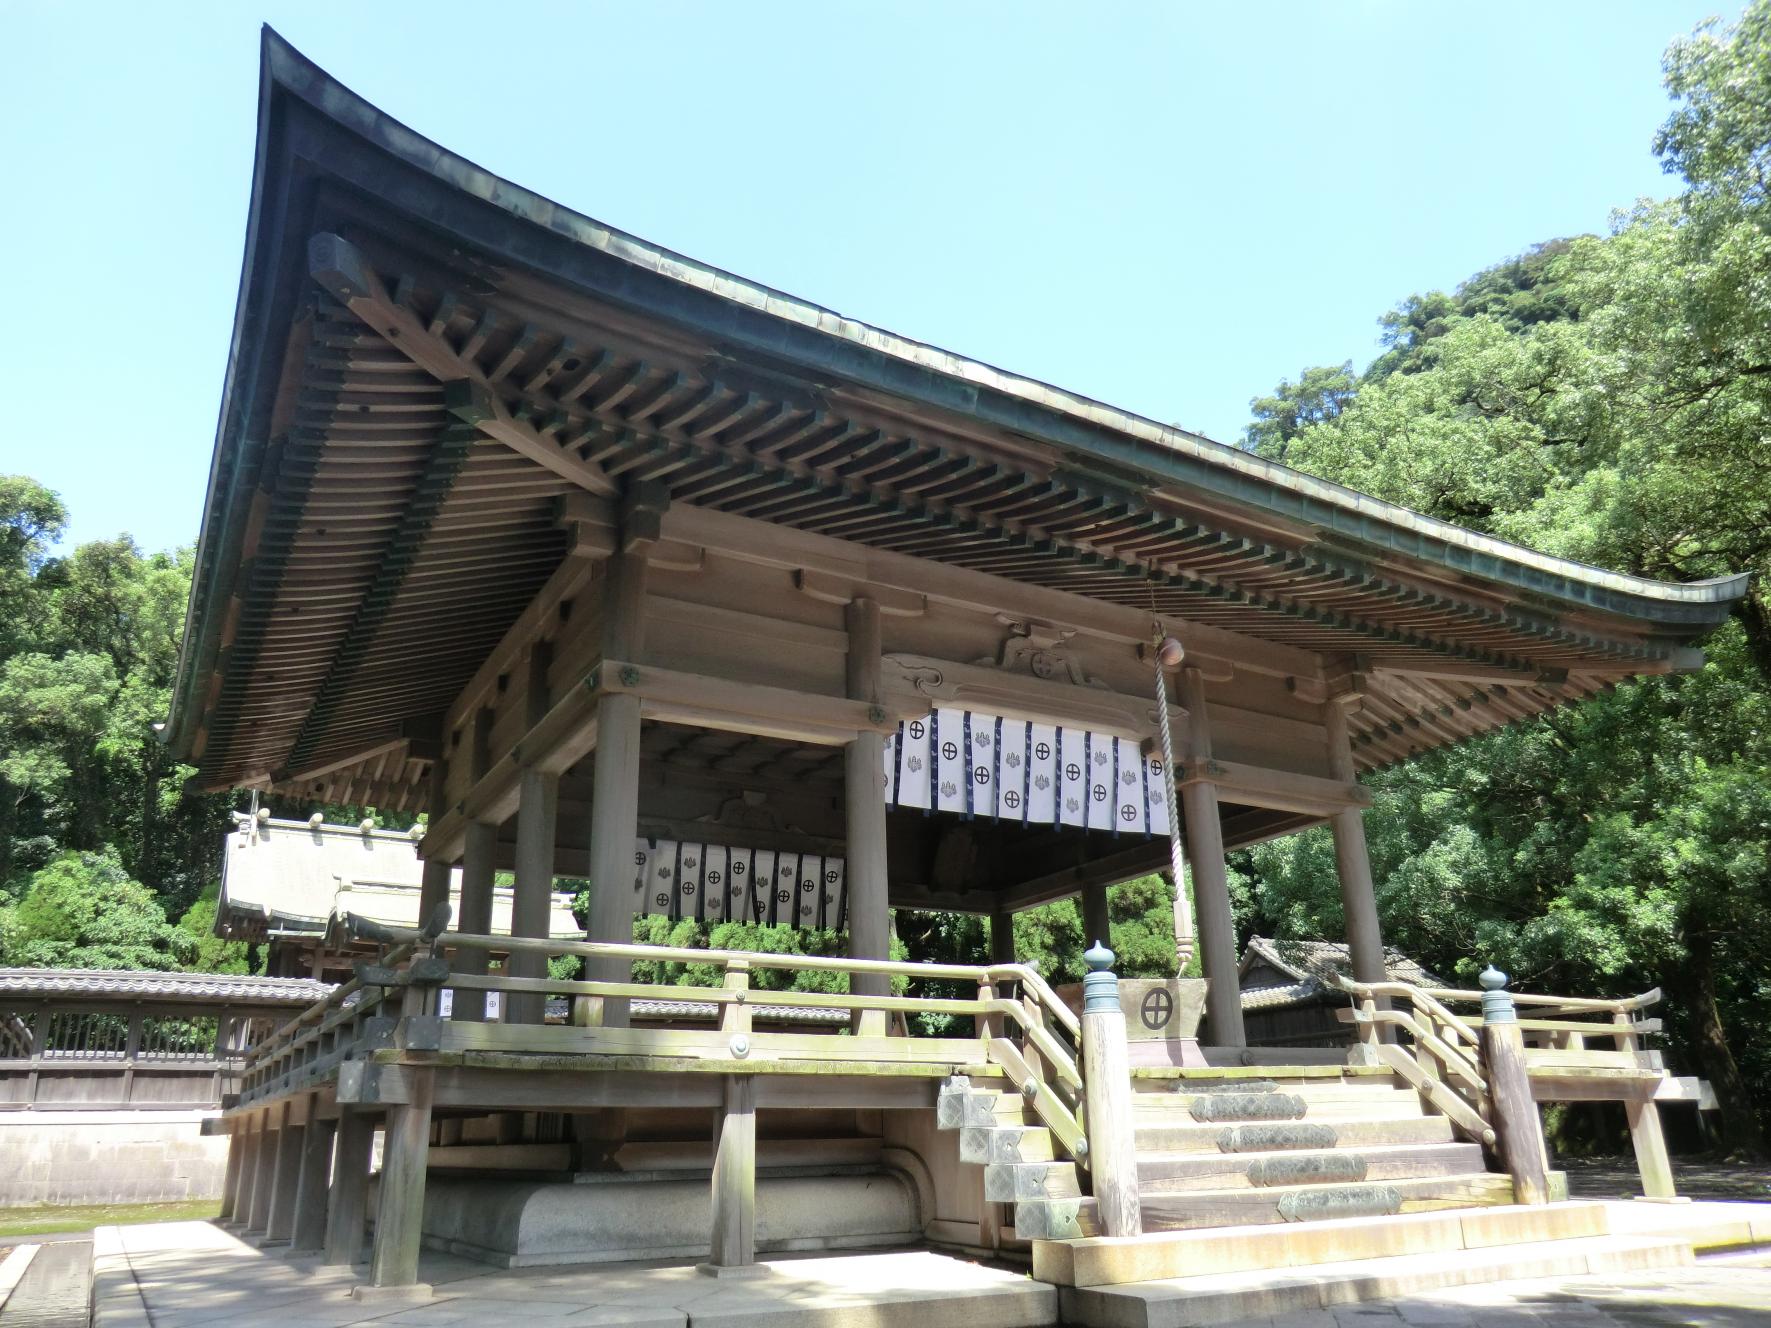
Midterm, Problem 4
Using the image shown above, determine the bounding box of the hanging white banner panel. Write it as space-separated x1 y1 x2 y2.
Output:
631 840 849 927
884 707 1173 839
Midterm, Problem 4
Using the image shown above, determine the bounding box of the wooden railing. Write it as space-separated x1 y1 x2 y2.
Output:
0 1005 273 1109
1334 977 1497 1146
1336 974 1688 1199
239 918 1095 1162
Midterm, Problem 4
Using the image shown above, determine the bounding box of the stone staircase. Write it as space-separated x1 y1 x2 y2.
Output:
938 1065 1514 1243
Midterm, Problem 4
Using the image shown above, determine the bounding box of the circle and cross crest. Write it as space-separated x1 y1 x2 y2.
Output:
1140 986 1174 1032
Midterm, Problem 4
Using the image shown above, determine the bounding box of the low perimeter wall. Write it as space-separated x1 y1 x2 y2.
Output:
0 1109 228 1207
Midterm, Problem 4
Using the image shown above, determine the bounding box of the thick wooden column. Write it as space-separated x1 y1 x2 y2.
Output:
1324 694 1386 988
990 911 1017 965
322 1111 374 1267
1177 668 1245 1047
453 821 497 1021
291 1107 336 1253
265 1105 304 1243
417 754 453 921
452 708 497 1022
1080 883 1112 953
507 647 558 1027
587 536 652 1029
844 598 890 1037
246 1108 278 1233
369 1071 435 1289
506 768 558 1026
702 1074 757 1272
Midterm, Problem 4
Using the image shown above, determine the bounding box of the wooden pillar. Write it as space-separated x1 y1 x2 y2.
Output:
702 1074 757 1271
417 753 453 922
1324 694 1387 991
454 821 497 1021
845 597 890 1037
1478 968 1550 1205
246 1108 279 1233
266 1106 304 1243
1080 882 1112 954
1176 668 1245 1047
587 529 654 1029
1079 943 1141 1237
218 1123 247 1223
507 645 559 1027
369 1072 435 1289
990 911 1016 966
506 767 559 1026
322 1111 374 1267
291 1109 336 1253
230 1117 262 1228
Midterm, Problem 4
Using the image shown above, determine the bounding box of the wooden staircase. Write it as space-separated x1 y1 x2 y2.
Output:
939 1065 1515 1243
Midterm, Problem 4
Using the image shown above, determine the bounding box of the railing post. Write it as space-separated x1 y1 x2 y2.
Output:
1478 967 1549 1205
1612 1010 1678 1201
1080 942 1141 1238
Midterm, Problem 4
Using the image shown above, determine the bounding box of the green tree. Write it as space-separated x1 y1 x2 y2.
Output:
5 849 194 970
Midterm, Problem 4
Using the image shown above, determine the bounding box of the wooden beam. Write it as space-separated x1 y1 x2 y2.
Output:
1178 758 1370 817
309 233 616 497
661 503 1327 686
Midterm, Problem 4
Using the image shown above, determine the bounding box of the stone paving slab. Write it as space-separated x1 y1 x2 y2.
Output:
92 1221 1057 1327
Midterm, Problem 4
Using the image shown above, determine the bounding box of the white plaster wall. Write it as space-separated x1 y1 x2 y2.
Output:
0 1110 228 1206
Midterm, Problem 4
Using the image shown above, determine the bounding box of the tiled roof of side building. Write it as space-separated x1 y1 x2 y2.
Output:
0 968 332 1006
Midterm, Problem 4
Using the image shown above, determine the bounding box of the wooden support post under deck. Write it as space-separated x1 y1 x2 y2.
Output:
219 1122 246 1223
369 1070 435 1289
266 1108 304 1243
246 1109 278 1234
231 1117 262 1228
323 1110 374 1267
587 538 652 1028
845 598 890 1037
1325 694 1388 994
507 769 559 1026
702 1074 757 1272
291 1109 336 1253
1177 668 1245 1047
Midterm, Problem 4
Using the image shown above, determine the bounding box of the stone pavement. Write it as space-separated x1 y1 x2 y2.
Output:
1214 1251 1771 1326
0 1240 92 1327
87 1214 1771 1328
91 1220 1057 1327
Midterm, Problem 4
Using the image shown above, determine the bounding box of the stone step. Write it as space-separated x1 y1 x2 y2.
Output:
1056 1234 1693 1325
1135 1114 1458 1154
985 1158 1084 1203
1014 1171 1515 1243
1130 1077 1412 1101
1033 1198 1612 1287
1130 1093 1427 1124
1137 1141 1486 1193
960 1123 1057 1165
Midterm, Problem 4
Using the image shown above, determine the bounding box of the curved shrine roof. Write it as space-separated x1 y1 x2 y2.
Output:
164 30 1749 807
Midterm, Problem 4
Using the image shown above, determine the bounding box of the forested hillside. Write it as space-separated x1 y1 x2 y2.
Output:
1235 4 1771 1154
0 5 1766 1155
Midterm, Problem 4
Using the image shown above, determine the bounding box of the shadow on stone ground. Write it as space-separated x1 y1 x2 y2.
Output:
1560 1156 1771 1202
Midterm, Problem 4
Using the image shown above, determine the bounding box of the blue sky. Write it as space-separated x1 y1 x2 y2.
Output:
0 1 1741 554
